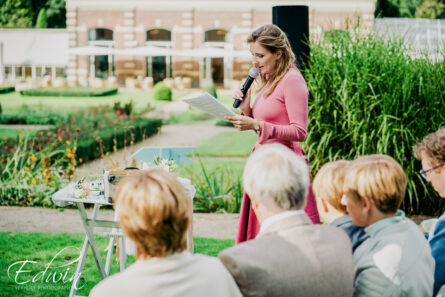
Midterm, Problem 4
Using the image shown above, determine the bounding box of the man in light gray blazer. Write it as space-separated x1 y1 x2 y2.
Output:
219 144 354 297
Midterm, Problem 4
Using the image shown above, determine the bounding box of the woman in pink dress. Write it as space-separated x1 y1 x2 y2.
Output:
225 24 320 244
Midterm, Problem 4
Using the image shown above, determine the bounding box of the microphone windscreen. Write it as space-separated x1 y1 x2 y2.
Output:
249 67 260 78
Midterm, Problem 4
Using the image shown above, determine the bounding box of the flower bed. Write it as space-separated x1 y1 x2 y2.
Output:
0 111 162 207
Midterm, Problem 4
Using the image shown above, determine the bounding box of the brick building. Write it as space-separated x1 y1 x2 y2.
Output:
66 0 376 88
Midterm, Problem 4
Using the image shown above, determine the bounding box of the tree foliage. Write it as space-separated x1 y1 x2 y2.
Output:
376 0 445 18
415 0 445 18
46 0 66 28
36 8 48 28
0 0 65 28
0 0 33 28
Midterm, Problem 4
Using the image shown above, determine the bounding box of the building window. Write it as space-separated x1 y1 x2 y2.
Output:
88 28 113 41
146 29 171 41
205 29 227 42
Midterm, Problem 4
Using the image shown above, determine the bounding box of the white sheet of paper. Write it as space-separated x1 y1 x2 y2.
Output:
182 92 236 121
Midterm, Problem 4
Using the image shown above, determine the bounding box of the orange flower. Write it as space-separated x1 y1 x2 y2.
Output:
67 153 73 159
30 156 37 162
58 136 63 142
79 158 83 163
25 166 30 172
66 148 71 154
18 130 22 134
31 178 36 185
65 140 71 146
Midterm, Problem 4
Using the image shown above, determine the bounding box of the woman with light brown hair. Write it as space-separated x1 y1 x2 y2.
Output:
90 169 241 297
225 24 320 243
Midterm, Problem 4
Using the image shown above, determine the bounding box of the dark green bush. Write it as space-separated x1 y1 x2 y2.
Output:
203 84 218 99
302 31 445 215
0 86 14 94
153 81 172 101
0 112 67 125
20 87 118 97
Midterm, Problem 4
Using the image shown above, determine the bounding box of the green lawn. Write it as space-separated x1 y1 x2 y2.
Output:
0 128 39 139
0 232 234 297
167 108 216 124
167 93 241 124
0 90 188 113
193 131 257 157
177 158 246 178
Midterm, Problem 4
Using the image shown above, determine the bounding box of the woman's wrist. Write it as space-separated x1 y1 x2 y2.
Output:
253 120 262 132
241 107 251 117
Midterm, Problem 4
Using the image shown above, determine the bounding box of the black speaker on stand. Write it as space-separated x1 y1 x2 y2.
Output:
272 6 310 70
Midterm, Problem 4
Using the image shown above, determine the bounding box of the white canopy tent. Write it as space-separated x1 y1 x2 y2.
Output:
67 45 252 58
0 29 68 82
68 45 118 56
116 45 176 56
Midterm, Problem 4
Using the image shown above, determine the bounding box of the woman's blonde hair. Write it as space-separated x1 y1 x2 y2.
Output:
115 169 190 258
313 160 350 213
247 24 296 97
343 155 407 214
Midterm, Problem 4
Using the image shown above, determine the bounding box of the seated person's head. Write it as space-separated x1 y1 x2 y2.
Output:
243 143 309 220
414 127 445 198
313 160 350 224
341 155 407 227
115 169 190 259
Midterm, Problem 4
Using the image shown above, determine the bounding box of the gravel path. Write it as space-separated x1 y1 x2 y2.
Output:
0 206 239 240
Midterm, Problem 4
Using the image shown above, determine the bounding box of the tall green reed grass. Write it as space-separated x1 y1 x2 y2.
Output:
303 31 445 215
190 159 243 213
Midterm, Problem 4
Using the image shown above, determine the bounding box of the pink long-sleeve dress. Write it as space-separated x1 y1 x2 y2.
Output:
236 65 320 244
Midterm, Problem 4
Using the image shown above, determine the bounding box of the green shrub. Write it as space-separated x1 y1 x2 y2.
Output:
0 86 14 94
0 112 67 125
153 81 172 101
20 87 118 97
303 30 445 215
203 84 218 99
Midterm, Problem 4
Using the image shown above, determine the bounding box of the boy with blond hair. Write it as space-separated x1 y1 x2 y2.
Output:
313 160 368 251
341 155 434 297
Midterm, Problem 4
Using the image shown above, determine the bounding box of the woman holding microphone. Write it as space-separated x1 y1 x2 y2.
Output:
225 24 320 243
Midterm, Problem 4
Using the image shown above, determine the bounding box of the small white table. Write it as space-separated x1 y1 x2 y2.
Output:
52 183 126 297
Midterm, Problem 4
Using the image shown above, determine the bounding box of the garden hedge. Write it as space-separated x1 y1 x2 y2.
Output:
0 86 15 94
0 112 67 125
20 87 118 97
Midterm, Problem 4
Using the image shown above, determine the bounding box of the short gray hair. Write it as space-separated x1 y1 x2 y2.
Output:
243 143 309 211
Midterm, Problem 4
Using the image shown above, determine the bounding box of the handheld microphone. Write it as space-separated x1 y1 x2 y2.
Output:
233 67 260 108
